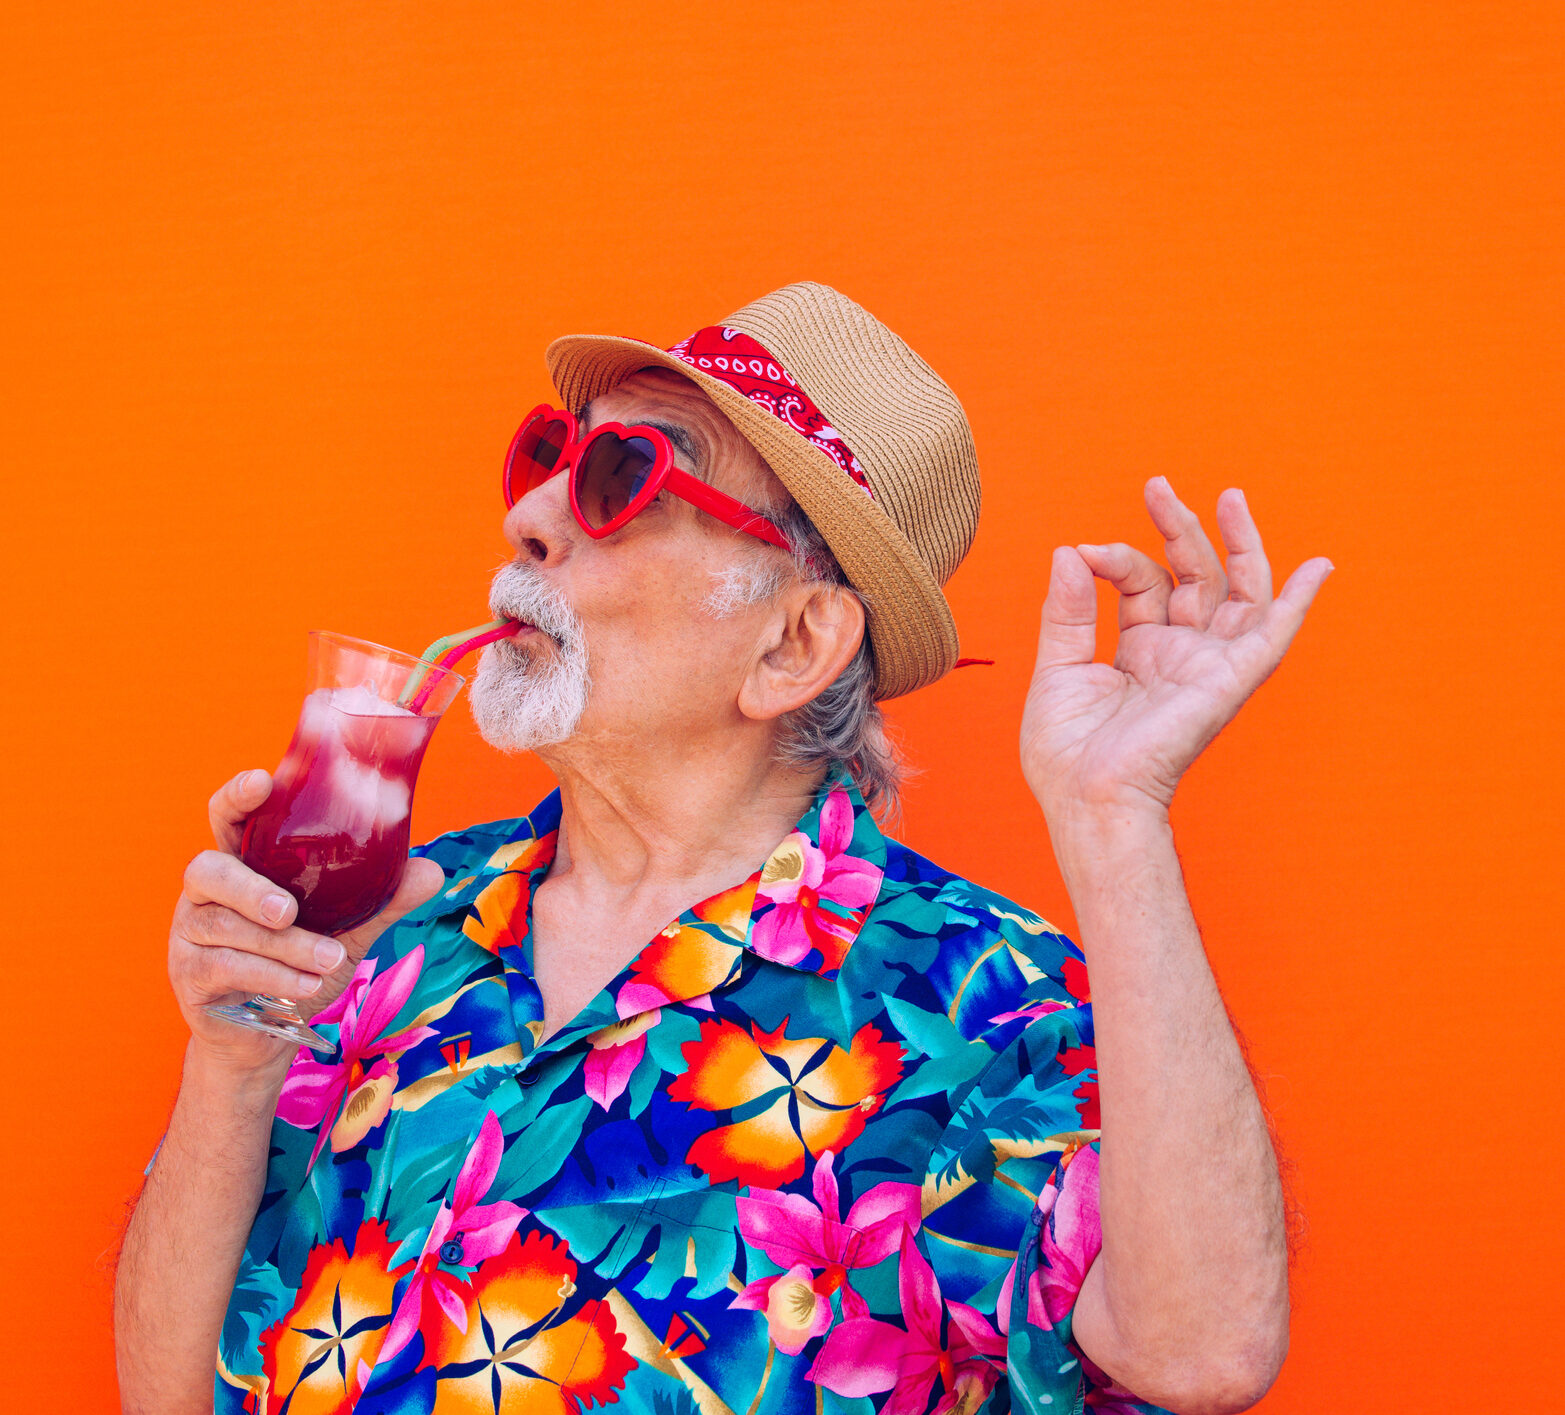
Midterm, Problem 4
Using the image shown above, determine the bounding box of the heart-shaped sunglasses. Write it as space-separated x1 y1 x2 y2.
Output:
503 404 789 550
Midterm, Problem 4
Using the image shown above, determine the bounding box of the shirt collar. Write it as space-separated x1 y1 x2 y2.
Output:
431 770 887 985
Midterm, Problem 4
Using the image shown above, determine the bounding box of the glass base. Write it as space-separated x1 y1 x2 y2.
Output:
205 994 336 1053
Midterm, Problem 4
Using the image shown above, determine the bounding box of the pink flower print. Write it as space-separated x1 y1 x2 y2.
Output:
732 1149 920 1355
998 1144 1104 1335
988 999 1069 1025
751 788 882 971
1035 1144 1103 1328
275 946 438 1171
327 1056 397 1152
807 1231 1005 1414
582 1007 661 1111
377 1111 528 1366
745 1262 841 1355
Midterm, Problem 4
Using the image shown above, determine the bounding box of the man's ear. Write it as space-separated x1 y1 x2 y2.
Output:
737 582 866 723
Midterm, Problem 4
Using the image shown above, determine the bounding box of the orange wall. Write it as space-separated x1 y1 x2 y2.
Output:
3 2 1560 1407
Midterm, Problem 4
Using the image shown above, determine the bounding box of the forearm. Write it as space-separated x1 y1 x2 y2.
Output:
115 1041 290 1414
1051 804 1287 1413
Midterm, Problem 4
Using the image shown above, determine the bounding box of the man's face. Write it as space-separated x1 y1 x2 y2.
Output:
469 367 789 762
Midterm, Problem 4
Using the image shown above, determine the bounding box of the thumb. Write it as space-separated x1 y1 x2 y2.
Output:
338 856 446 960
1035 546 1099 674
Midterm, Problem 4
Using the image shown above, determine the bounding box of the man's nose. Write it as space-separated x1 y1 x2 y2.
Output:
503 470 576 566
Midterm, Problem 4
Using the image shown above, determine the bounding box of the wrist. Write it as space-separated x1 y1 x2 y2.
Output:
1042 799 1180 902
182 1037 293 1116
156 1042 290 1181
1041 793 1174 850
1030 765 1176 827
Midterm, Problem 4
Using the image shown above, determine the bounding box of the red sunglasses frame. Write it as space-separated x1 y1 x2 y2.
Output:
502 404 790 550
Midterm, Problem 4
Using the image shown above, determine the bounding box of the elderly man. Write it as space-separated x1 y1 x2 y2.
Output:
116 283 1330 1415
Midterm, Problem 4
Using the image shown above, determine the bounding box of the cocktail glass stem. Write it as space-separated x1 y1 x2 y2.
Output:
206 994 335 1051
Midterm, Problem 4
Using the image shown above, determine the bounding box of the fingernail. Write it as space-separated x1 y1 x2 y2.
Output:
245 770 266 792
297 972 323 995
315 939 346 970
262 894 291 925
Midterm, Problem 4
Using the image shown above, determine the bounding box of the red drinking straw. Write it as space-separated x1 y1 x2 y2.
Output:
398 618 521 714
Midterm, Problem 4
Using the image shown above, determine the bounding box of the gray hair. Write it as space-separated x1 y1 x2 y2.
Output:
705 502 903 817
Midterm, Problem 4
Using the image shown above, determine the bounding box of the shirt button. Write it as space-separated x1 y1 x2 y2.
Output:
519 1067 541 1087
439 1237 464 1264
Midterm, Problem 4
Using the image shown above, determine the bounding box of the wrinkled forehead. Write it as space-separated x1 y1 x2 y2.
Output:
583 366 715 429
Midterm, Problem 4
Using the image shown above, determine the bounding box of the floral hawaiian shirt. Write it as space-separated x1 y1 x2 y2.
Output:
215 773 1164 1415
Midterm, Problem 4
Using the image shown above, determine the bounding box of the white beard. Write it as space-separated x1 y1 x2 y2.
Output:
467 561 591 753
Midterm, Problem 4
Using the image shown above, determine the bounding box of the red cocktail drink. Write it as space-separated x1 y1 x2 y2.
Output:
241 685 440 934
206 631 466 1051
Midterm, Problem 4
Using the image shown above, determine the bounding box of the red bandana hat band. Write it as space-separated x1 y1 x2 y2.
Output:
666 326 876 500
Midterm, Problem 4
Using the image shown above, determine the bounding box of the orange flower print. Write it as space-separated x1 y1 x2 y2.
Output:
613 877 755 1013
462 834 558 956
694 877 760 938
485 835 556 875
618 923 743 1013
258 1219 407 1415
423 1229 635 1415
669 1018 905 1188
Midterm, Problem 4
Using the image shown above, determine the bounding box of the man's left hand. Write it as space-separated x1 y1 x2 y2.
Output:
1022 476 1333 820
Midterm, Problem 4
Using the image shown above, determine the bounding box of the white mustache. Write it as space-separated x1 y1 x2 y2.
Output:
487 561 584 647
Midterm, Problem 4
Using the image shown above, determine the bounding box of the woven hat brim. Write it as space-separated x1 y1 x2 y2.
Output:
545 334 959 700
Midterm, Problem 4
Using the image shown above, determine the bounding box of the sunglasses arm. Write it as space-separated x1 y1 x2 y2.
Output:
662 467 791 550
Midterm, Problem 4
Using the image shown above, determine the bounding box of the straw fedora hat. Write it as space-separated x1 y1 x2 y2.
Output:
545 281 980 701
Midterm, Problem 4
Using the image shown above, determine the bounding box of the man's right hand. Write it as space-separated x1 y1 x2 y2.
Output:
122 767 444 1412
170 768 446 1073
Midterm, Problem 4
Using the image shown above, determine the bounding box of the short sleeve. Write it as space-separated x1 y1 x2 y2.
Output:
1002 1141 1154 1413
921 941 1166 1413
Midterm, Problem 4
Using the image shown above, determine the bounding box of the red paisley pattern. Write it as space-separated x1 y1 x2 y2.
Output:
666 326 875 499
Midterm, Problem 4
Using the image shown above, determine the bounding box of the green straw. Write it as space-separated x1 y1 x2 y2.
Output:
397 618 520 713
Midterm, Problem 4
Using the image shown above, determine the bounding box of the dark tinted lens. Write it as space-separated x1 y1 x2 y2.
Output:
506 415 571 505
576 433 658 528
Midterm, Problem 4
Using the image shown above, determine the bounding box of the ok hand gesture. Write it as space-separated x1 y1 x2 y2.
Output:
1022 477 1333 821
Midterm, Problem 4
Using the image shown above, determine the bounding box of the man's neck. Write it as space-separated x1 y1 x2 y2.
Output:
537 730 825 909
524 734 825 1040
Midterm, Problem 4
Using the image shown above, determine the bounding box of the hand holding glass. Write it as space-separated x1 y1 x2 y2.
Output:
205 632 464 1051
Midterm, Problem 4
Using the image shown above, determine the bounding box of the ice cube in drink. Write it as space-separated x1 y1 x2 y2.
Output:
240 686 439 934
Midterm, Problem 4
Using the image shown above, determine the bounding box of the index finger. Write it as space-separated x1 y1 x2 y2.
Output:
208 769 274 854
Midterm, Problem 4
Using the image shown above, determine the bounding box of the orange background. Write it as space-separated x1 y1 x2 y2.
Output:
2 2 1560 1407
